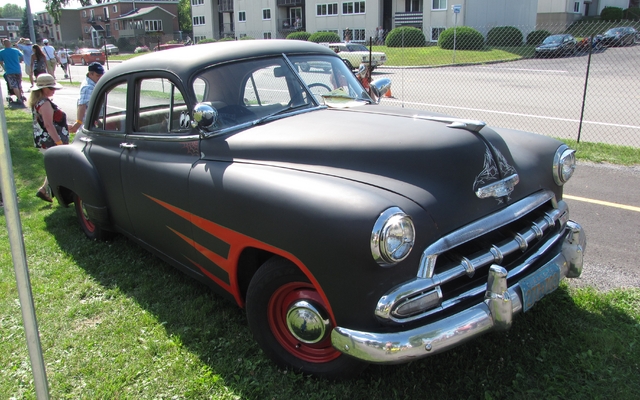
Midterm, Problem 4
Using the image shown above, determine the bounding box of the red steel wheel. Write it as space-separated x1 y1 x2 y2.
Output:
246 258 368 378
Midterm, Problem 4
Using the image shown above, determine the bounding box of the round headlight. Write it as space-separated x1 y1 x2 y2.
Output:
553 145 576 186
371 207 415 267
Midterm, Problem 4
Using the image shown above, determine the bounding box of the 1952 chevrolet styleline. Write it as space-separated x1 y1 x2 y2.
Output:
44 40 586 378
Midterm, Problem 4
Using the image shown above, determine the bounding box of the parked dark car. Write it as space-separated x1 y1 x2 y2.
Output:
600 26 638 47
534 34 577 57
44 40 586 378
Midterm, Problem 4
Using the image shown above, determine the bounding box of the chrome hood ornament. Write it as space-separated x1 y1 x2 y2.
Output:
474 144 519 202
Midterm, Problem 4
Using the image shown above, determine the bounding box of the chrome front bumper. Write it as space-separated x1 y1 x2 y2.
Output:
331 221 585 364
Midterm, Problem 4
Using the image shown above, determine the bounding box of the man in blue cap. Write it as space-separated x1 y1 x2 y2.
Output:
70 62 104 132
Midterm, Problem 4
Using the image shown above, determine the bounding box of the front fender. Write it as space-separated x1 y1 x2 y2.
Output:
187 161 437 331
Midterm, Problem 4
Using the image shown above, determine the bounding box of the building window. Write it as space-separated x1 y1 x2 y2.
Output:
406 0 422 12
263 32 272 39
193 16 205 26
115 22 119 30
317 3 338 16
239 11 246 22
342 1 365 14
191 0 204 5
84 26 89 33
144 20 163 32
82 11 87 17
0 26 4 31
351 28 366 42
113 6 117 12
431 27 445 42
432 0 446 10
263 9 271 20
106 24 111 37
573 2 580 13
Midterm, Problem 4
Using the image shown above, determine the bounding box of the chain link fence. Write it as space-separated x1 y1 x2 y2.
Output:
236 20 639 148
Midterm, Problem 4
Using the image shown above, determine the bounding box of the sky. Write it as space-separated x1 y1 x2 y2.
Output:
0 0 84 14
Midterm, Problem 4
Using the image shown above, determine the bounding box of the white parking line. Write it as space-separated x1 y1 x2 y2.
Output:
383 99 640 130
478 66 569 74
564 194 640 213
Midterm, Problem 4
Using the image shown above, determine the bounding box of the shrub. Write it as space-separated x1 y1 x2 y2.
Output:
286 31 312 41
623 7 640 21
308 31 341 43
438 26 484 50
116 37 131 52
134 46 150 54
239 36 255 40
601 6 624 21
384 26 426 47
526 29 551 46
487 26 523 47
198 38 217 44
218 37 236 42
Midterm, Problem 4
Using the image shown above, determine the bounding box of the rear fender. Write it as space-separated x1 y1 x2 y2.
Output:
43 144 108 210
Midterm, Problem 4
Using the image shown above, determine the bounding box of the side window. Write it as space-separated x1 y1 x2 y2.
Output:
136 78 189 133
91 81 128 132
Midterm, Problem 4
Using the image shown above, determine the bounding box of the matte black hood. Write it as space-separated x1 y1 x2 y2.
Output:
201 106 557 233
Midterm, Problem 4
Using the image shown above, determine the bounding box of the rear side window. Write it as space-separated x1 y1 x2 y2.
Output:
135 78 190 134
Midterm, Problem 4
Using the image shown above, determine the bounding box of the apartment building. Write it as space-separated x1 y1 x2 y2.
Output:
537 0 632 26
192 1 541 43
0 18 21 41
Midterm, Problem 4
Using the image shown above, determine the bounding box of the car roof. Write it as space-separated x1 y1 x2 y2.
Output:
116 40 338 78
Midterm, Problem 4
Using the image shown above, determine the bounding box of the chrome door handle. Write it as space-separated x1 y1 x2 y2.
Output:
119 143 137 149
79 136 92 143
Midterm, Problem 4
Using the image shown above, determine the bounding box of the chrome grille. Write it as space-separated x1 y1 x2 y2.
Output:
375 190 570 324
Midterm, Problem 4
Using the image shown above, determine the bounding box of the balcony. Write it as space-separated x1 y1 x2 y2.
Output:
218 0 233 12
277 0 303 6
278 18 303 32
394 12 423 27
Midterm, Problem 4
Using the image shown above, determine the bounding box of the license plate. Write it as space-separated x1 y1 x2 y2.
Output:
520 263 560 312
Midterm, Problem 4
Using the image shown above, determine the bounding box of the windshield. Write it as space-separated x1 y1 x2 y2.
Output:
346 44 369 52
606 28 623 35
192 54 371 131
543 36 563 44
288 55 372 107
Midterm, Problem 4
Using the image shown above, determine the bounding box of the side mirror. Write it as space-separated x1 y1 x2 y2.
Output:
191 102 218 132
370 78 391 103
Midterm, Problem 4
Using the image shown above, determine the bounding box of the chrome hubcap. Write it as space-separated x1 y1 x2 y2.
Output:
285 300 329 344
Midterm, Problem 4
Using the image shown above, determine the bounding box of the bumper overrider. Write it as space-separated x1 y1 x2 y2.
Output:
331 220 585 364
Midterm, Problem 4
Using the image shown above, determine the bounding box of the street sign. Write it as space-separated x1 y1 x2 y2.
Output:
453 4 462 13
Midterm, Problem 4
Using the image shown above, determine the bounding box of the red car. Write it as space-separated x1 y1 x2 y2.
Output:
154 43 185 51
68 48 105 66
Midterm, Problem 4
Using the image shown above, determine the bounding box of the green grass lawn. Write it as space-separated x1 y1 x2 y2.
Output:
1 108 639 399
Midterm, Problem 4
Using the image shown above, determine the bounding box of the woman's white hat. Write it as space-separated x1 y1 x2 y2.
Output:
33 74 63 91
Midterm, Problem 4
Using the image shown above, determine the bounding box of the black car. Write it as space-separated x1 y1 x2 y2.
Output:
535 34 577 57
43 40 586 378
600 26 638 47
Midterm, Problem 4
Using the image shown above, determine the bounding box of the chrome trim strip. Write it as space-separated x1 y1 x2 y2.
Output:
126 133 200 142
415 116 487 133
475 173 520 199
332 221 585 364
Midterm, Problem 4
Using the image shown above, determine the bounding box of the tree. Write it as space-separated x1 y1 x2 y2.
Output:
178 0 192 35
1 3 24 18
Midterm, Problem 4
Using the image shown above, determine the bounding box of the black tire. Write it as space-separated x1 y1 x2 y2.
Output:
73 193 113 240
246 258 368 378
